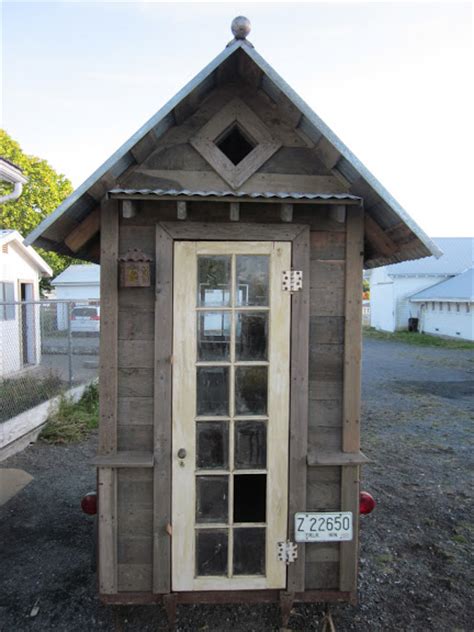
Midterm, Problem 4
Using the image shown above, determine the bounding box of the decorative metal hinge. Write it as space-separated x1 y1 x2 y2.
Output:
282 270 303 293
277 540 298 564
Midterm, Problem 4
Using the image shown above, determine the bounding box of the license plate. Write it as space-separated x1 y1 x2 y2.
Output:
294 512 353 542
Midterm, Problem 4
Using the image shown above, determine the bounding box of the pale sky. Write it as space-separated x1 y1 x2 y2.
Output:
2 1 473 238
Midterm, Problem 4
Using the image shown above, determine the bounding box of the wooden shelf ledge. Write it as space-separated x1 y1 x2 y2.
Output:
307 450 370 467
92 451 154 468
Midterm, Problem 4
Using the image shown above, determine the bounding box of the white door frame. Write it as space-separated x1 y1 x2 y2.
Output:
172 240 291 591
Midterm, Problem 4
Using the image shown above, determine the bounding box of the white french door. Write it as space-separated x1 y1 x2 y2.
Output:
172 241 291 591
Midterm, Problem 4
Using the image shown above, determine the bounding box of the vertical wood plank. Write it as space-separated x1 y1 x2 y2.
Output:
177 201 187 220
339 465 360 591
99 197 119 453
229 201 240 221
343 206 364 453
98 467 117 593
153 225 173 593
287 226 310 592
280 203 293 222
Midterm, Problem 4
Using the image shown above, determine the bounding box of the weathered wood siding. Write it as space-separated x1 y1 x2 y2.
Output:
106 75 363 597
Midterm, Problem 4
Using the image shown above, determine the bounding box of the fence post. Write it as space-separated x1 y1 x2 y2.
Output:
67 301 73 388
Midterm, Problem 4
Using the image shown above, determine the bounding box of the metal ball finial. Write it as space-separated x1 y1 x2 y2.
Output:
231 16 251 40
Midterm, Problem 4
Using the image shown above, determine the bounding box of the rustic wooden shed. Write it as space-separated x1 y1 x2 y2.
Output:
26 17 439 626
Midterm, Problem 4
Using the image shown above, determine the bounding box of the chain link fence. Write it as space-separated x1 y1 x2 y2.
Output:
0 299 99 422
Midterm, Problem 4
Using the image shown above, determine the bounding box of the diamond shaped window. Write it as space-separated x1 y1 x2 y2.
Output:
216 124 256 166
191 98 281 189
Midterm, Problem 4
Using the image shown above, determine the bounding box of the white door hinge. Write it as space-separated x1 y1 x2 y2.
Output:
282 270 303 293
277 540 298 564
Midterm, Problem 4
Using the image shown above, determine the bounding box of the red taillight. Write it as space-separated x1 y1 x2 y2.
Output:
81 492 97 515
71 314 76 320
359 491 376 514
91 314 100 321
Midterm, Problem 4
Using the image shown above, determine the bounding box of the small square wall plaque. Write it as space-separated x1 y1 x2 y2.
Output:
119 249 152 287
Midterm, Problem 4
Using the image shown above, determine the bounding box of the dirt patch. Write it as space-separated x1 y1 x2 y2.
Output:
0 338 473 631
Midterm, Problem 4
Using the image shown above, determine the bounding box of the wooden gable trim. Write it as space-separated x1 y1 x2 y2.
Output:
64 207 100 253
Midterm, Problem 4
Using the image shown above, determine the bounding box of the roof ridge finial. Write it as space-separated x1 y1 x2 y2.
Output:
227 16 253 48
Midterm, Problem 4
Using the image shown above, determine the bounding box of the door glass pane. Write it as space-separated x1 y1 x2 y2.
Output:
234 474 266 523
235 366 268 415
196 530 228 576
236 312 268 361
236 256 269 306
198 312 231 361
197 367 229 416
196 422 229 469
235 421 266 469
196 476 228 523
233 528 265 575
198 256 231 307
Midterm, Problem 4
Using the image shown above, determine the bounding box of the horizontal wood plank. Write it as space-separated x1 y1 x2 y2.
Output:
310 260 345 289
118 340 154 369
117 397 154 425
309 379 342 401
305 561 339 590
309 344 344 382
118 536 153 564
309 399 342 427
118 310 154 341
117 564 153 592
118 369 154 397
307 450 369 466
93 451 154 467
310 287 345 317
310 316 344 345
119 225 155 255
308 426 342 451
117 425 153 451
310 232 346 260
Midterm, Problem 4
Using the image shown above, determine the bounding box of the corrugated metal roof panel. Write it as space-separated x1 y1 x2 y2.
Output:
109 188 362 202
410 267 474 301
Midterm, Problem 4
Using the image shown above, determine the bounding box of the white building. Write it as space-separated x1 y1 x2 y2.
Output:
0 230 52 376
51 264 100 329
410 267 473 341
369 237 473 332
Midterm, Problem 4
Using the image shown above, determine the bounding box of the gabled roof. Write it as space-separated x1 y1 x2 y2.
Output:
25 36 441 267
384 237 473 276
410 267 474 301
52 263 100 286
0 229 52 276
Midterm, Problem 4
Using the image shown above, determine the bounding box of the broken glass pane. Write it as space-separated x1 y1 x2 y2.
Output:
233 474 266 523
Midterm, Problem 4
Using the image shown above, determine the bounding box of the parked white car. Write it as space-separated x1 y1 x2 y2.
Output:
70 305 100 334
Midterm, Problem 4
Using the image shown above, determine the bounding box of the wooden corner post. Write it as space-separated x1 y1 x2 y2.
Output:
287 226 310 592
98 196 119 594
340 205 364 593
153 225 173 593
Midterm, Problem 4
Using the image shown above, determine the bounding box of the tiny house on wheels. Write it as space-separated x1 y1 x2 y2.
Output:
26 17 439 628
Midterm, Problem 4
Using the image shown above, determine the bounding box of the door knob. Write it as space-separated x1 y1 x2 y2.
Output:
177 448 187 459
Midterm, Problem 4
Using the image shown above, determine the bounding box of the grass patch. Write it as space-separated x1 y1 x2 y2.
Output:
41 382 99 444
0 373 63 423
363 327 474 350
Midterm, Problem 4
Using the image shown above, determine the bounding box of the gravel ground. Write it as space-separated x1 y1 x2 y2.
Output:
1 337 473 631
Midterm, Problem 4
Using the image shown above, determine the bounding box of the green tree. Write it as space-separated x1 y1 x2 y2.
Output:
0 129 77 288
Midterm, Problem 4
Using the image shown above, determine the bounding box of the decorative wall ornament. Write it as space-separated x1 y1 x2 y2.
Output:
119 249 152 287
190 97 281 189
